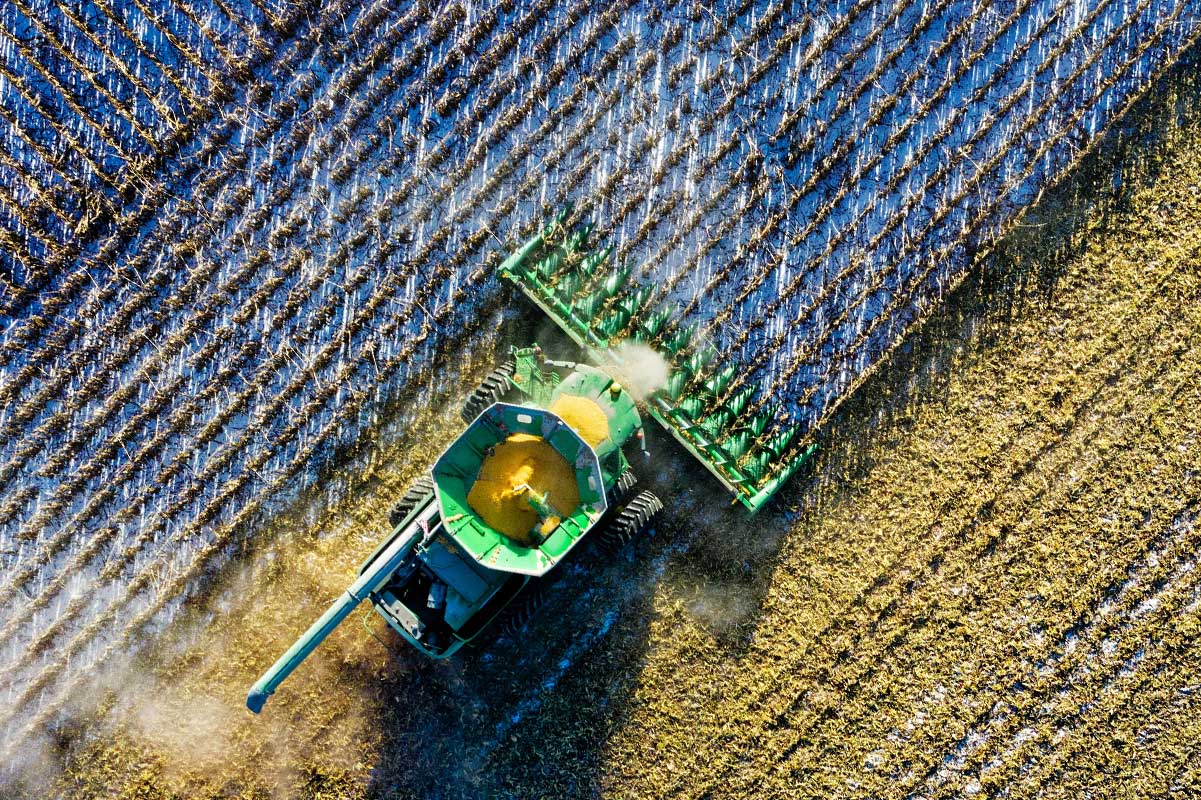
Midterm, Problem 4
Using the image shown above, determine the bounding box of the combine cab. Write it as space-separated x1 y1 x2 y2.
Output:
247 206 813 712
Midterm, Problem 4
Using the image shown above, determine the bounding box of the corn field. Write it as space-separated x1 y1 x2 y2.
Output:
1 0 1199 797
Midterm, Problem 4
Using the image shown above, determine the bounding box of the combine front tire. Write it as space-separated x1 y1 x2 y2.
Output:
388 474 435 528
598 490 662 553
461 360 516 422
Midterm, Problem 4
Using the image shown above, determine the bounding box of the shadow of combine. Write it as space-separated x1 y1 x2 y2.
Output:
360 41 1201 800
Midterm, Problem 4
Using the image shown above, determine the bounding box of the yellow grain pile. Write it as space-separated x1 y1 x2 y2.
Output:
549 393 610 446
467 433 579 544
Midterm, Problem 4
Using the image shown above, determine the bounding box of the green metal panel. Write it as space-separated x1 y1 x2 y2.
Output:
509 345 560 407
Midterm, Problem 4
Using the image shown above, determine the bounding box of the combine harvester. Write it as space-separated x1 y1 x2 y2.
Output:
247 207 816 712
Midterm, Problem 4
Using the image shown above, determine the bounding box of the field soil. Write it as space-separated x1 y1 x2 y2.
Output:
19 56 1201 800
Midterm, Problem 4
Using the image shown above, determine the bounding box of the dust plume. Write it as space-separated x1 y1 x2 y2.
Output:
606 341 670 401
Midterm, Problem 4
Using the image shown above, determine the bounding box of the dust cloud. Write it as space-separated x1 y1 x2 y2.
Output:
606 341 671 401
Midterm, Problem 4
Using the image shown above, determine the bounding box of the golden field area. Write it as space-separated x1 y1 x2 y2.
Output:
14 40 1201 800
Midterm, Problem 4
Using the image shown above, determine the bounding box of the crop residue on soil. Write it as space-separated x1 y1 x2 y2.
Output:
15 57 1201 800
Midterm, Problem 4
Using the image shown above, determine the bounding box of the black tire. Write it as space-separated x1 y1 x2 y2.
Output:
498 582 549 639
388 474 435 528
461 360 516 423
597 490 663 553
615 469 637 498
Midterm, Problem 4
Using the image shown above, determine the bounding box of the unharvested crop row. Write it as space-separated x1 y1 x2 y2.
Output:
681 0 1047 334
732 0 1164 433
0 132 81 234
0 0 414 369
604 0 813 259
0 0 269 311
0 0 325 330
643 0 955 316
703 0 1124 411
0 3 161 243
1 5 163 152
0 0 438 444
765 1 1193 454
0 2 479 490
603 0 891 276
0 57 124 195
39 0 189 125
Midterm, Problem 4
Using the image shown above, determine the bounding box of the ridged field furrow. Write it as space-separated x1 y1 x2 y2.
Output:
0 1 1197 789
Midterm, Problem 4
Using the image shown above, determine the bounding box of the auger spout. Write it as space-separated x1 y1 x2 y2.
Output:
246 520 422 713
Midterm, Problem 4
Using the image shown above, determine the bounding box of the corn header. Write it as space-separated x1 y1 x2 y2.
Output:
498 205 816 512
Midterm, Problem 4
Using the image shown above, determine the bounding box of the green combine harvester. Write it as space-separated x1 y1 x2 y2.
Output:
247 207 815 713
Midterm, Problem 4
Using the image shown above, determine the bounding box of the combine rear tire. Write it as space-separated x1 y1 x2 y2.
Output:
498 581 549 639
598 490 663 553
461 360 516 423
388 474 435 528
